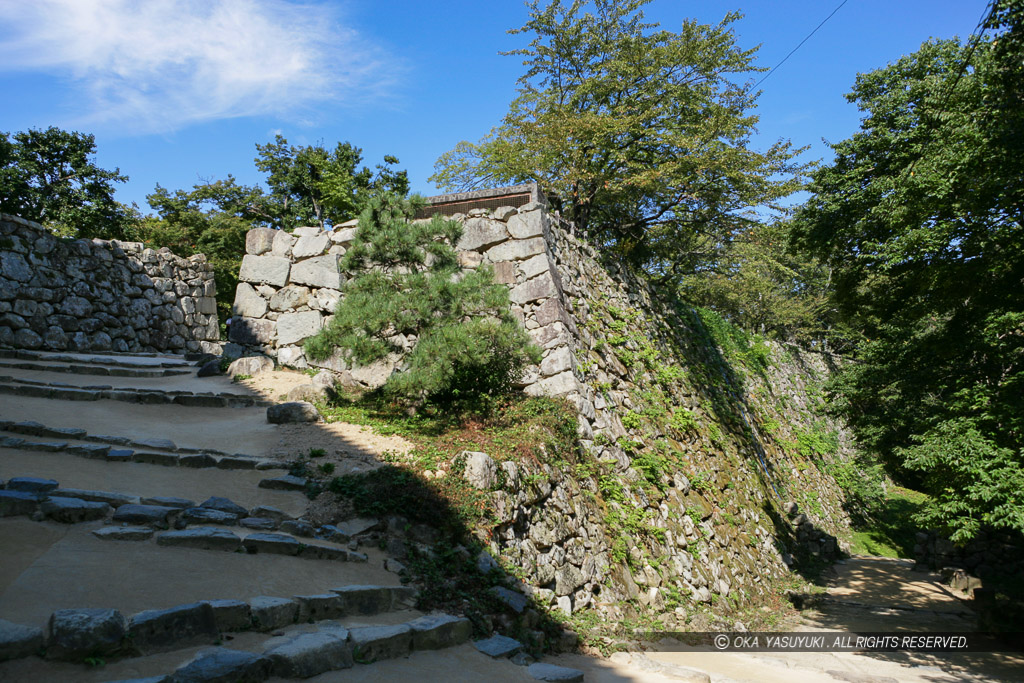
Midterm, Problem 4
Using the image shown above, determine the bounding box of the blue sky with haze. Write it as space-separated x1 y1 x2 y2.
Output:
0 0 987 216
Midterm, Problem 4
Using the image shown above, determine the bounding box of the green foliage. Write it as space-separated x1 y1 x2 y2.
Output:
694 307 771 374
431 0 806 284
791 10 1024 542
668 408 698 434
254 135 408 229
0 127 138 239
849 486 929 558
306 192 540 408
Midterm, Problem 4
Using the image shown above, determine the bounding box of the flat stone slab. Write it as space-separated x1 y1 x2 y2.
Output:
171 646 271 683
6 476 59 493
329 585 412 614
41 496 111 523
216 455 258 470
112 504 179 529
92 526 154 542
258 475 308 491
128 602 218 654
349 623 412 663
47 608 127 661
280 519 315 537
240 517 277 530
264 630 353 678
243 532 300 555
132 437 177 451
318 517 379 542
528 662 585 682
181 507 240 526
65 443 110 458
7 420 46 435
0 490 40 517
491 586 530 614
23 440 68 452
0 618 44 662
250 505 292 522
132 451 180 466
199 496 249 517
141 496 194 509
106 448 134 462
474 634 523 658
407 613 472 650
249 597 298 632
157 528 242 552
293 594 344 622
53 488 139 507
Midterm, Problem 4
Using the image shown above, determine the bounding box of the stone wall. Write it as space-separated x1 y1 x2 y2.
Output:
232 196 855 621
0 214 219 354
229 204 578 398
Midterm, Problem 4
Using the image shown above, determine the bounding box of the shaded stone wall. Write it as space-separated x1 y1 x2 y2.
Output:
0 214 219 354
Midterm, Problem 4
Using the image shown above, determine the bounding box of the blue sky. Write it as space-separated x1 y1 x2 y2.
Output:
0 0 988 215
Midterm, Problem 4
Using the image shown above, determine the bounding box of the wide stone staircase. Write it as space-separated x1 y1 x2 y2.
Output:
0 350 583 682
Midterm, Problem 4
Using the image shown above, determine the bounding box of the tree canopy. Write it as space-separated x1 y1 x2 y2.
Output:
0 127 137 240
791 4 1024 542
431 0 806 284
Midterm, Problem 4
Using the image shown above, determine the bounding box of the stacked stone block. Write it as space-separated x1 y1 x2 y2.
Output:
0 214 218 354
232 204 582 398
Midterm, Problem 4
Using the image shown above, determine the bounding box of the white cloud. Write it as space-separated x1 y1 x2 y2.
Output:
0 0 397 133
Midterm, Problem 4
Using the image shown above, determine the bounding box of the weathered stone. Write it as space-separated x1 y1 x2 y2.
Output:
180 507 240 526
169 647 271 683
520 253 552 280
64 443 112 459
92 526 154 541
41 497 111 523
493 260 517 285
348 355 399 389
276 310 322 346
264 630 353 678
141 496 195 508
507 211 546 239
112 504 179 529
541 347 574 377
228 317 276 346
0 618 44 661
240 516 277 530
290 254 342 289
277 345 307 368
246 227 277 255
292 233 331 259
457 217 509 251
128 602 218 654
408 614 472 650
249 597 297 631
349 623 412 663
250 506 293 523
203 600 251 632
227 355 274 377
158 528 242 551
238 254 290 287
269 285 310 312
266 402 320 424
292 594 344 621
279 519 316 537
272 229 296 258
473 634 522 658
47 608 128 660
328 585 393 615
490 586 529 614
524 370 579 397
244 532 301 555
199 496 249 517
318 517 379 542
528 662 585 682
258 474 310 490
487 237 547 262
232 283 268 319
510 272 557 304
462 451 498 489
6 476 59 493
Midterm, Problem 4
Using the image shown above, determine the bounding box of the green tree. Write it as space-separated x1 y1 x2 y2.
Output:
431 0 805 283
791 3 1024 541
254 135 409 230
142 176 266 324
304 192 541 408
0 127 138 239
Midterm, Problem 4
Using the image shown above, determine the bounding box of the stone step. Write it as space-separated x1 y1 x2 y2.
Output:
0 348 194 370
0 422 285 470
0 358 191 378
0 380 272 407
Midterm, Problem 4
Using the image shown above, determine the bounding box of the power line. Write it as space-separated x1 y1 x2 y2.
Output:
753 0 851 90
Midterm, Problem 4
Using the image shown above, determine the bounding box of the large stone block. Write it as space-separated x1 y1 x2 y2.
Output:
249 596 297 632
232 283 267 319
507 210 546 239
524 370 580 397
349 624 412 663
456 217 509 252
170 647 271 683
486 237 546 262
239 254 290 288
264 630 353 678
408 614 472 650
128 602 218 654
272 229 296 258
229 317 275 346
0 618 44 662
276 310 322 346
540 346 573 377
510 272 557 304
290 255 343 290
47 608 127 660
245 228 277 255
269 285 310 311
292 233 331 259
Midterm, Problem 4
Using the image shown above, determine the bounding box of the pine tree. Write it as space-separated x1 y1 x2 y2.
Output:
304 192 541 408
